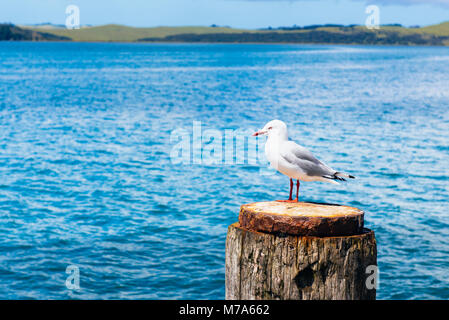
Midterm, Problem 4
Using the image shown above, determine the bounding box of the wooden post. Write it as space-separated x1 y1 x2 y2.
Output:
225 201 377 300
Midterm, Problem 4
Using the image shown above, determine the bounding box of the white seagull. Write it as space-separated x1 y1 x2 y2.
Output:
252 120 355 202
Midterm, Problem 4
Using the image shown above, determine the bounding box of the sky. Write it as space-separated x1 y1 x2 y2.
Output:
1 0 449 29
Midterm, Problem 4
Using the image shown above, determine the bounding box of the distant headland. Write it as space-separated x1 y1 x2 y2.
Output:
1 22 449 46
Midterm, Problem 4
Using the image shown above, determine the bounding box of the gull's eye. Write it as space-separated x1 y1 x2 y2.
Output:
268 126 273 130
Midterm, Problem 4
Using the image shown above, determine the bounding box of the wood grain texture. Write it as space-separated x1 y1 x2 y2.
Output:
225 223 377 300
239 201 364 237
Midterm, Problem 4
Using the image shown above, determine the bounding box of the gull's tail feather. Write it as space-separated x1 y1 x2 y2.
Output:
322 171 355 183
322 175 345 183
335 171 356 179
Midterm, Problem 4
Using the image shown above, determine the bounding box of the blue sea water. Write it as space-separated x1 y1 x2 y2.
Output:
0 42 448 299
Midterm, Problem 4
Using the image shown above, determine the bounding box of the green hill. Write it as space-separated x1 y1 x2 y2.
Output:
420 21 449 36
18 22 449 45
22 24 249 42
140 29 448 46
0 23 70 41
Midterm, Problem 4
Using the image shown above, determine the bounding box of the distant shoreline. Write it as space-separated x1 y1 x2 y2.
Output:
2 22 449 46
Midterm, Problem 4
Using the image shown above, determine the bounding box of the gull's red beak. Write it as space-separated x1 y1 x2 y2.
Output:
252 130 266 136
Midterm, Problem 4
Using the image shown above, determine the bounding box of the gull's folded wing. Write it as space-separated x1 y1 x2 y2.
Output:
280 141 336 177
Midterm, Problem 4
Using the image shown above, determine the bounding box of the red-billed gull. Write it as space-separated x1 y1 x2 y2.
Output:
252 119 355 202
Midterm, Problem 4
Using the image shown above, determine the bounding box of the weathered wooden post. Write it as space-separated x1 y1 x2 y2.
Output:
225 201 377 300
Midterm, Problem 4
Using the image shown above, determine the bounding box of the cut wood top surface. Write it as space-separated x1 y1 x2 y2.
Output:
239 201 364 237
243 201 362 217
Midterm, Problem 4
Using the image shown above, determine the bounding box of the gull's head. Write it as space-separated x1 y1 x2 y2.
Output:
252 120 288 139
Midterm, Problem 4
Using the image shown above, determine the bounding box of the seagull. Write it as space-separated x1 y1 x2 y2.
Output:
252 119 355 202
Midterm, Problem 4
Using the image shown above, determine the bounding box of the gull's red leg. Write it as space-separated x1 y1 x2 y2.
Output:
295 180 300 202
289 178 293 200
277 178 296 202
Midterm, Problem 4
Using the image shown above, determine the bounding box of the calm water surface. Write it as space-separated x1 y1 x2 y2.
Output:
0 42 448 299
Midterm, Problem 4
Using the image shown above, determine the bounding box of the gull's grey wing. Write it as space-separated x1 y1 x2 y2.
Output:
280 141 336 177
